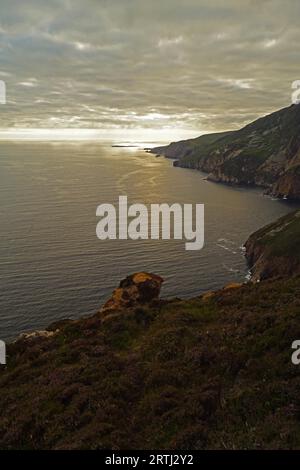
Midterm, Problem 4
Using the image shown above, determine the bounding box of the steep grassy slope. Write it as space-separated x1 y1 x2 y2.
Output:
151 105 300 199
151 131 232 160
245 210 300 281
1 275 300 450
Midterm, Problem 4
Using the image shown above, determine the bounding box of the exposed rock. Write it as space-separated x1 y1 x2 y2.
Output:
100 272 164 316
151 104 300 200
244 210 300 281
222 282 243 291
15 329 58 342
201 291 215 302
268 166 300 200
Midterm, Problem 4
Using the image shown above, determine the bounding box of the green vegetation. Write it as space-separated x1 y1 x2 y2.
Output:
152 104 300 198
253 211 300 259
1 212 300 450
1 275 300 450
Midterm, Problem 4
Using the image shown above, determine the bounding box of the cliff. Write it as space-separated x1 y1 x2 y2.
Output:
1 265 300 449
152 131 232 161
245 210 300 282
151 104 300 200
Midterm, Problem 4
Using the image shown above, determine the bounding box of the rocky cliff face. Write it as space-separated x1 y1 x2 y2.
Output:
245 210 300 281
99 272 163 318
269 166 300 199
151 105 300 200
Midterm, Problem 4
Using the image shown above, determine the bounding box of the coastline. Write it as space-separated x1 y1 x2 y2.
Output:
146 145 300 201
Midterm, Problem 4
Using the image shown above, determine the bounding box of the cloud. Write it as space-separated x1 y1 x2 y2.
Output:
0 0 299 134
216 78 255 90
18 78 38 87
262 38 278 48
158 36 184 48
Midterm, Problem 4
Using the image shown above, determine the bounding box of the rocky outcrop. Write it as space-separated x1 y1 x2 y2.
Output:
151 105 300 199
16 330 58 342
100 272 164 317
244 210 300 281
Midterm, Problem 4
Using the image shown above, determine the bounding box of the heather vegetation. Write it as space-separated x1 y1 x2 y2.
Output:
1 274 300 449
1 212 300 450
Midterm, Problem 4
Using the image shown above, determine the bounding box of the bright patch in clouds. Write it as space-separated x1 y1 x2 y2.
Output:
18 81 37 87
0 128 200 143
263 39 278 49
74 41 93 51
158 36 184 48
216 78 255 90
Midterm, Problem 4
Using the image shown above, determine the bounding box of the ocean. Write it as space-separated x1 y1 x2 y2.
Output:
1 140 298 340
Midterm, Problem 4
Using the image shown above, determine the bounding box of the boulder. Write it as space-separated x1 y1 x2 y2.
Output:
100 272 164 315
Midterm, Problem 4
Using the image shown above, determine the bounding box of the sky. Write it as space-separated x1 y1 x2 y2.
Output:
0 0 299 140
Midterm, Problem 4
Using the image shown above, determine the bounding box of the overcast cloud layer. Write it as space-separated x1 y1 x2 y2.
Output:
0 0 299 136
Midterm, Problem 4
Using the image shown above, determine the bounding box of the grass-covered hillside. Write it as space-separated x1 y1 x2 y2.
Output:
150 131 232 161
245 210 300 281
151 104 300 200
1 273 300 449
